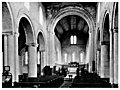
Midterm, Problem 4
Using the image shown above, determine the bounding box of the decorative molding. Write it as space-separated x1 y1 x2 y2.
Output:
27 43 38 47
2 31 13 35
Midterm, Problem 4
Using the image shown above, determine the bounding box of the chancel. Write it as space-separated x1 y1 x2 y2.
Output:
2 2 118 88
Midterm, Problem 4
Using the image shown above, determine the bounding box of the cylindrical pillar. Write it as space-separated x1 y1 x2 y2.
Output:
109 30 114 84
98 50 101 76
8 34 15 82
113 28 118 85
88 32 93 72
101 42 109 78
14 32 19 82
41 51 44 73
3 35 8 66
97 49 100 75
28 43 37 77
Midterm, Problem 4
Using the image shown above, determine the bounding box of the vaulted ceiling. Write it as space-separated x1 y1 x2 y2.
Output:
55 15 89 44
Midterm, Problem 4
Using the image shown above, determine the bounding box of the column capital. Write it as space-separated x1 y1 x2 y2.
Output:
14 32 19 37
2 31 13 35
101 41 109 45
97 48 101 51
113 28 118 33
27 43 38 47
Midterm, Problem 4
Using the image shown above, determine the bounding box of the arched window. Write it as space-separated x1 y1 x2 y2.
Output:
39 6 43 25
74 35 77 44
70 35 74 44
70 35 77 44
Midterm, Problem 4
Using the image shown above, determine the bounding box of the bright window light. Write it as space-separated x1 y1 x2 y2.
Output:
74 35 77 44
70 35 77 44
70 35 74 44
39 6 43 25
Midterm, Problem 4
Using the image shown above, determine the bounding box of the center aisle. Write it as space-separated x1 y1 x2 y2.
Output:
59 80 72 88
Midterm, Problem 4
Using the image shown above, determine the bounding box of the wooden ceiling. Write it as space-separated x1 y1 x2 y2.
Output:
42 2 97 45
55 15 89 44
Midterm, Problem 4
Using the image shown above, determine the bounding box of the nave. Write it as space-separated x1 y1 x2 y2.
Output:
2 2 118 88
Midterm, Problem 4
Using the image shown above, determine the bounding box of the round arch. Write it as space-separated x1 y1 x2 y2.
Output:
100 10 110 78
37 31 46 75
101 10 110 42
112 2 118 29
37 31 45 51
17 14 35 44
48 7 95 34
36 29 46 46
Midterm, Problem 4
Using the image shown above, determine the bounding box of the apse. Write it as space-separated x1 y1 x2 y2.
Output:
54 15 89 64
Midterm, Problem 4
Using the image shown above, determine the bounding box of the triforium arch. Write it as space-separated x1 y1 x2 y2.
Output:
36 30 46 76
48 6 95 72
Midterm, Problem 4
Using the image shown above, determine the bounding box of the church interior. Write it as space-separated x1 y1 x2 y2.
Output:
2 2 118 88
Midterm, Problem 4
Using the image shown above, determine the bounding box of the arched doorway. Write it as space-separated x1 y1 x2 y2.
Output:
18 17 37 78
37 32 45 76
101 13 110 78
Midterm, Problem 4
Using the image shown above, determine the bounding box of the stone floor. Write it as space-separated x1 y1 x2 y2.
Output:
59 80 72 88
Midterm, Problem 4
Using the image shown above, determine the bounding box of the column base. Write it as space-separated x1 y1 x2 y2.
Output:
112 84 118 88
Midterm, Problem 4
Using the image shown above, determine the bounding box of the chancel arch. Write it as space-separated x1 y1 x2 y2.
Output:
48 7 95 72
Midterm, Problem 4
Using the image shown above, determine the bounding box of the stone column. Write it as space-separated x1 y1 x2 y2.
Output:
100 41 109 78
97 49 100 75
41 51 44 73
8 34 15 82
28 43 37 77
109 30 114 84
14 32 19 82
98 51 101 77
113 28 118 85
3 34 8 66
88 32 93 72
